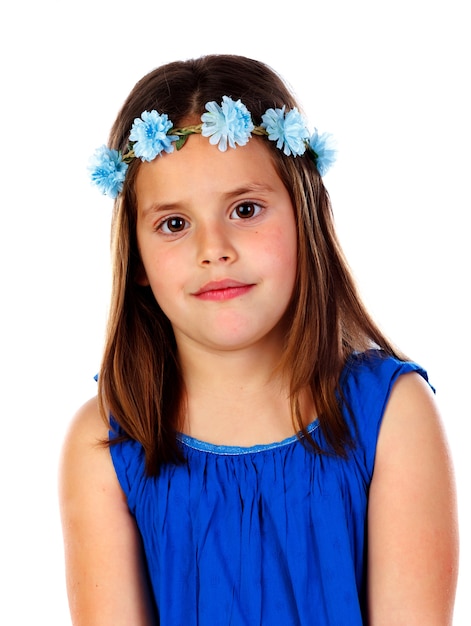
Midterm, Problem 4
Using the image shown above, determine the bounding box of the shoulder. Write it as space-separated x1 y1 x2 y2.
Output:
62 395 108 442
376 371 450 471
59 396 126 525
59 396 114 487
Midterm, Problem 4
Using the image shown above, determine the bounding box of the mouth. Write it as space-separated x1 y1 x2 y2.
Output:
192 279 255 301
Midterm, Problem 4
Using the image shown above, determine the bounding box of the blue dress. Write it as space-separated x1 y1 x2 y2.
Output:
109 351 429 625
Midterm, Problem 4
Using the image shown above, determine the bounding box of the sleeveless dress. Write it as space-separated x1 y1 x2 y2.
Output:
109 351 430 625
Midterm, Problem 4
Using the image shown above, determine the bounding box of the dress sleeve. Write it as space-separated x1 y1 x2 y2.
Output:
342 351 432 480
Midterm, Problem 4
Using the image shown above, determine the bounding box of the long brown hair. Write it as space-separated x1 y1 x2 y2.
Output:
97 54 402 475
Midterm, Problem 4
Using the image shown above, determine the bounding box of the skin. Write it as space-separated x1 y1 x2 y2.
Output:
367 373 458 624
59 135 458 624
59 398 156 625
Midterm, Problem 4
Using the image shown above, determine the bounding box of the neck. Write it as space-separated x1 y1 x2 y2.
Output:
175 336 298 446
180 341 285 392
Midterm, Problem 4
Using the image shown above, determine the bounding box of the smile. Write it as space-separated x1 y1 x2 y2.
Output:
192 280 255 302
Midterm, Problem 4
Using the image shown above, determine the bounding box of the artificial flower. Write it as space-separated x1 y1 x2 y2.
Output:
89 99 337 199
309 130 338 176
129 110 178 161
261 107 309 156
201 96 254 151
88 145 128 199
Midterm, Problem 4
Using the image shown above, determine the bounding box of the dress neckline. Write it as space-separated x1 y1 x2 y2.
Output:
176 419 319 456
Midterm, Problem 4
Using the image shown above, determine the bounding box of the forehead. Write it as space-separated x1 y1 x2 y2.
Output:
134 134 285 210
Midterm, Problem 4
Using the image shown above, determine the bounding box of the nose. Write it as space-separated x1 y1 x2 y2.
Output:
197 220 237 266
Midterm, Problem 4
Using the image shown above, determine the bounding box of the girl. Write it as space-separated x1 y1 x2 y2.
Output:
59 55 458 625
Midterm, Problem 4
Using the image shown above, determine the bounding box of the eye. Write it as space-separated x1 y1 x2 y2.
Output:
158 216 189 234
230 202 262 220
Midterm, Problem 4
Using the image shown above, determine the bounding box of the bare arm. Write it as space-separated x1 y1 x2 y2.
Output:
59 397 156 625
367 373 459 625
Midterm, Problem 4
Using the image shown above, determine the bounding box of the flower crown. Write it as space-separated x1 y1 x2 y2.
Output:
89 96 337 199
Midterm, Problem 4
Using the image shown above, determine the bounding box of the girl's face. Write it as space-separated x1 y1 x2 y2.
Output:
135 134 297 356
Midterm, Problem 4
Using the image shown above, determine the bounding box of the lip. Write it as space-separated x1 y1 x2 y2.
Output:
192 279 254 301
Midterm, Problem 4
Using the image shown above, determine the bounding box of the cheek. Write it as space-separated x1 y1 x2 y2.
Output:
259 224 298 289
266 221 297 264
139 240 178 280
137 246 168 295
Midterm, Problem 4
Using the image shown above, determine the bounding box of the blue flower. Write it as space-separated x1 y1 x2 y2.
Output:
201 96 254 151
261 107 309 156
309 130 337 176
129 110 178 161
88 145 128 199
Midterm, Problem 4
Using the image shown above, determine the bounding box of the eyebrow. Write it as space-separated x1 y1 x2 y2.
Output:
222 182 276 199
141 201 183 219
140 182 276 218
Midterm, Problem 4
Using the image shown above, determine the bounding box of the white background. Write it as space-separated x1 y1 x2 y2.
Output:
1 0 469 623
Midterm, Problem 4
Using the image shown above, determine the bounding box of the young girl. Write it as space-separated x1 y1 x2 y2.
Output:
59 54 458 625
